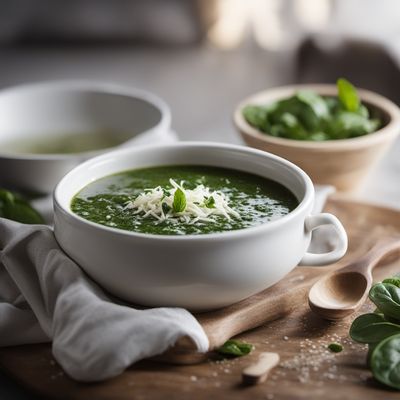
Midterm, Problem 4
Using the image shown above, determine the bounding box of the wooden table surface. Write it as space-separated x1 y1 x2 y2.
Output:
1 198 400 399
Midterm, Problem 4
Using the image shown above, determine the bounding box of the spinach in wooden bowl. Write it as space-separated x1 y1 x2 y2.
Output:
350 276 400 390
243 78 382 141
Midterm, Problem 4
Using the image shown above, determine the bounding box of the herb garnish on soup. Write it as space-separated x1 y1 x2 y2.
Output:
71 166 298 235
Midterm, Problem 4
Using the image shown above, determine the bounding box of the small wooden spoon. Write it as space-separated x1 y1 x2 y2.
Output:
308 236 400 321
242 352 280 385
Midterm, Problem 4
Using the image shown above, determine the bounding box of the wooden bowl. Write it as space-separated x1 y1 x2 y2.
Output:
233 84 400 191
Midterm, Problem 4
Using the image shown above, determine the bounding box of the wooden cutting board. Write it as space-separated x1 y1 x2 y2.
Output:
1 197 400 399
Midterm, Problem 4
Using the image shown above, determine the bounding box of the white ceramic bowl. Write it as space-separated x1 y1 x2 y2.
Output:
0 80 172 194
54 142 348 310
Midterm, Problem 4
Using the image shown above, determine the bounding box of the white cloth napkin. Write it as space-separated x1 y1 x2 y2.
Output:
0 179 334 382
0 220 209 382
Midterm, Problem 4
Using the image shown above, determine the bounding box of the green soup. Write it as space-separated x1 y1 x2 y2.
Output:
1 131 129 155
71 166 298 235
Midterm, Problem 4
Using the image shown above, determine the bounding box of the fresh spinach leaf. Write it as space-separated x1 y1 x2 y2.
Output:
350 313 400 344
337 78 360 112
309 132 330 141
0 189 44 224
356 104 370 118
216 339 253 357
326 111 378 139
242 105 270 132
369 283 400 321
371 333 400 390
172 188 186 213
242 78 381 141
383 277 400 289
270 97 320 132
296 90 329 120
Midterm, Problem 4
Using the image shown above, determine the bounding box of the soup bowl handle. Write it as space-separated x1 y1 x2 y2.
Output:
299 213 348 266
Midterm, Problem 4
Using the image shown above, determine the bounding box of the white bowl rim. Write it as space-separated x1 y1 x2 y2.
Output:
234 83 400 150
54 141 315 241
0 79 171 161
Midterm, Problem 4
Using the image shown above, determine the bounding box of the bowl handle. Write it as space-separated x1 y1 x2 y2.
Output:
299 213 348 266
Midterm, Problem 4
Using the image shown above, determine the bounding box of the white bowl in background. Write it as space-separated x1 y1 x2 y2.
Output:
0 80 172 194
54 142 348 311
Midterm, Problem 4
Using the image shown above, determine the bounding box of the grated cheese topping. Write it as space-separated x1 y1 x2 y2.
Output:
124 179 240 224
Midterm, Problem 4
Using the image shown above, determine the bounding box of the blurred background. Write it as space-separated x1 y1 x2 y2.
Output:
2 0 400 142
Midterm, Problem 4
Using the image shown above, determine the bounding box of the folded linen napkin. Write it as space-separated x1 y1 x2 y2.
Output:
0 185 334 382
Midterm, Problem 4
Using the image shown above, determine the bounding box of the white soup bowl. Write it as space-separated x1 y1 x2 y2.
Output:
54 142 348 310
0 80 172 194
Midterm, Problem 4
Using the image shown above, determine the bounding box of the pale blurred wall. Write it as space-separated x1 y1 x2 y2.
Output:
0 0 216 45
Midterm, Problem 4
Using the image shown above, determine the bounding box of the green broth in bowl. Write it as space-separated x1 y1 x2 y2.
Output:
1 131 129 155
71 165 298 235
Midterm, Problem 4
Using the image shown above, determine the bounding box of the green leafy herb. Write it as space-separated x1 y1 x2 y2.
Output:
296 90 329 120
369 283 400 321
350 313 400 344
337 78 360 112
172 188 186 213
0 189 44 224
242 105 269 132
242 78 381 141
383 277 400 289
349 275 400 391
216 340 253 357
370 333 400 390
328 342 343 353
204 196 215 209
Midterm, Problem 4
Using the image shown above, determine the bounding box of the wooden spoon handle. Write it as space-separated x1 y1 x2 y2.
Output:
348 236 400 274
199 276 319 349
242 352 280 385
157 271 321 364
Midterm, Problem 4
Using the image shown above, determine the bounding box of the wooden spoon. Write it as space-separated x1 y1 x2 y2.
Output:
242 352 280 385
308 236 400 321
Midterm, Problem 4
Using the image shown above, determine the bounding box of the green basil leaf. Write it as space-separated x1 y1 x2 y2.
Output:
350 313 400 344
172 188 186 213
216 339 253 357
337 78 360 112
0 189 44 224
204 196 215 209
371 333 400 390
369 283 400 321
